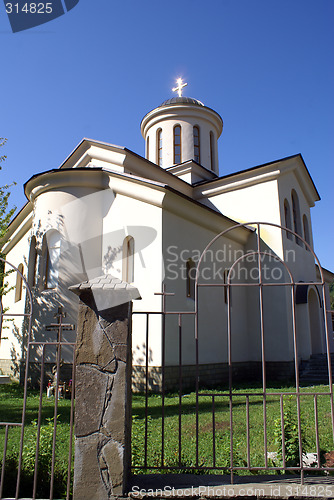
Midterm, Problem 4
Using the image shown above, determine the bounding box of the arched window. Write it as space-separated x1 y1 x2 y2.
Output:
15 263 24 303
122 236 134 283
173 125 181 164
186 259 195 299
146 136 149 161
291 190 302 245
157 129 162 166
193 126 200 163
27 235 37 287
303 215 311 251
42 231 61 290
284 199 293 240
210 131 215 171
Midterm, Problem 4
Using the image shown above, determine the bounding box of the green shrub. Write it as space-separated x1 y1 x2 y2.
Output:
0 416 69 498
273 396 308 469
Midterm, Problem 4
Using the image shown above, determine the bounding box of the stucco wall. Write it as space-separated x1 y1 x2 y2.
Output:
0 223 31 374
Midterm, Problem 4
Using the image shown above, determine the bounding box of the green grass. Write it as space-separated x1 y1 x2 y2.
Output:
0 383 73 498
1 381 333 498
132 384 334 475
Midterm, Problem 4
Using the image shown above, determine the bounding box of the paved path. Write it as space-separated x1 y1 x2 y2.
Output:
128 474 334 499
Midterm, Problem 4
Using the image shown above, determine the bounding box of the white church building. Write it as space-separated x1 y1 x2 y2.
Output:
1 81 333 388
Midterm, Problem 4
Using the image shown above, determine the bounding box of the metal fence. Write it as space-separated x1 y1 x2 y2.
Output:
0 258 76 500
131 222 334 484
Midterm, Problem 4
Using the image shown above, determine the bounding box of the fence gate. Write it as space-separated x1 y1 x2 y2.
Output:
0 258 76 500
131 222 334 487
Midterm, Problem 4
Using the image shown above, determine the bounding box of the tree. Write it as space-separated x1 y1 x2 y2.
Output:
0 138 16 296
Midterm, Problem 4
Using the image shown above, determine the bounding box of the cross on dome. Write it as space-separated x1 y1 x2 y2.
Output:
172 78 188 97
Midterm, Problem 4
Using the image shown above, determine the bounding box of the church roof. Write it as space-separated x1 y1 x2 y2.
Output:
194 153 321 202
160 96 204 107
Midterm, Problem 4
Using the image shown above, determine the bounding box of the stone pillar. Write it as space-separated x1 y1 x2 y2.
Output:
69 276 140 500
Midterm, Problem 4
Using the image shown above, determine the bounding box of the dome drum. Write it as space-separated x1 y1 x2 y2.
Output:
141 98 223 175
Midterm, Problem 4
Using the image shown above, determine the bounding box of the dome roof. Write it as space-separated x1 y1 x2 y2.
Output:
160 96 204 107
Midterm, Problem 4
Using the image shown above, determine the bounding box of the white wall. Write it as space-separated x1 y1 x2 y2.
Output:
206 179 284 258
162 208 250 366
0 230 30 373
102 192 163 366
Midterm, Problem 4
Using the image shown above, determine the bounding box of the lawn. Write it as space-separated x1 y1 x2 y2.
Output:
0 383 74 499
0 382 333 498
132 384 334 475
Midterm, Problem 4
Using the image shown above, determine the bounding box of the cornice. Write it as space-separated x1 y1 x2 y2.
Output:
194 155 320 205
141 104 223 138
24 169 111 202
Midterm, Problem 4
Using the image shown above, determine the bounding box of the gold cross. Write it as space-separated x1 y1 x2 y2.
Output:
172 78 188 97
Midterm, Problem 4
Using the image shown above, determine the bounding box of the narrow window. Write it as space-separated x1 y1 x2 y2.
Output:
210 131 215 171
284 199 293 240
15 263 24 303
193 126 200 163
146 136 149 161
42 231 61 290
303 215 311 251
122 236 134 283
173 125 181 164
291 190 302 245
186 259 195 299
27 235 37 287
157 129 162 166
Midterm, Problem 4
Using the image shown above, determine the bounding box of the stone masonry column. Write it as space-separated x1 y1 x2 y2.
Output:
69 275 141 500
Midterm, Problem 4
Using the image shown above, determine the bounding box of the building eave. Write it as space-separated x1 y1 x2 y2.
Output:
194 153 320 204
22 165 251 246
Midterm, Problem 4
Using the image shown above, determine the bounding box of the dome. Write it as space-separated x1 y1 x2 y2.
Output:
160 96 204 107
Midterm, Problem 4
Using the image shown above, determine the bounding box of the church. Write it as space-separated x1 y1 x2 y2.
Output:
1 80 333 388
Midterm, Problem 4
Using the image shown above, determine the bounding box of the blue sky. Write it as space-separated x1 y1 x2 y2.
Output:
1 0 333 270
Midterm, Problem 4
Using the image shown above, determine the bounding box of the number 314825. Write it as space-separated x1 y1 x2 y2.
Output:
5 3 53 14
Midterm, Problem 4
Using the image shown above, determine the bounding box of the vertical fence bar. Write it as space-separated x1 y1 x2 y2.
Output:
195 281 200 468
178 313 182 468
212 396 216 468
16 310 33 500
256 225 268 469
314 395 320 468
49 318 63 500
246 395 250 468
280 394 286 469
144 313 149 468
161 288 166 468
314 394 321 467
32 344 46 500
290 283 304 483
227 279 233 484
